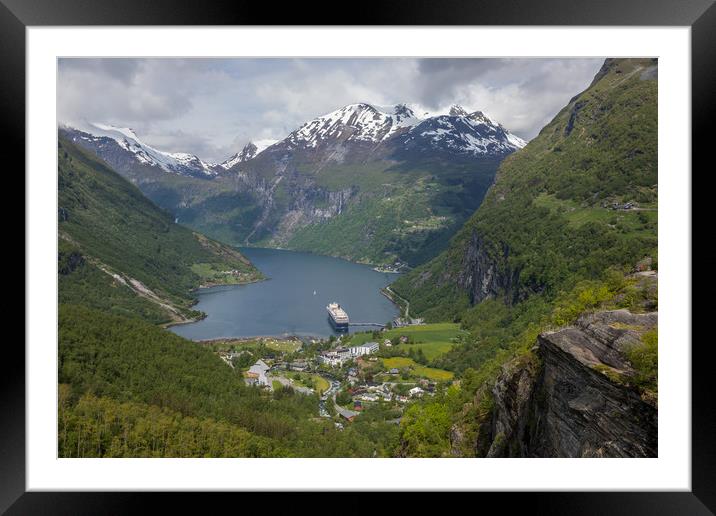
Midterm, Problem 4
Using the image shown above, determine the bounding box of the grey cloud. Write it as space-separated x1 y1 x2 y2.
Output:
58 57 605 162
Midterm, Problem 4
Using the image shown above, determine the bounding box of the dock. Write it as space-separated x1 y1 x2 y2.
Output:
348 322 386 328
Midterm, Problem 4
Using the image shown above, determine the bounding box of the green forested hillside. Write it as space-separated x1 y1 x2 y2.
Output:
392 59 658 454
58 137 262 323
57 140 399 457
56 58 659 459
394 58 657 321
283 159 501 266
58 305 400 457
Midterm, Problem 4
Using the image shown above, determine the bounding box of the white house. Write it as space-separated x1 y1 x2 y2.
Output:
247 359 270 386
409 386 425 398
349 341 379 357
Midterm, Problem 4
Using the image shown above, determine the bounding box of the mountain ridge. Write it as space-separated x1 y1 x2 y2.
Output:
63 101 526 266
64 101 525 178
58 135 263 324
392 57 658 320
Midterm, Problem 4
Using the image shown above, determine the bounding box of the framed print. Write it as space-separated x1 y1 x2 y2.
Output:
6 0 713 512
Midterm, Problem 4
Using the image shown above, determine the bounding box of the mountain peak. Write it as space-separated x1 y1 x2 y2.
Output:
91 123 142 142
394 103 416 117
287 102 422 148
240 141 258 160
219 139 278 169
448 105 469 117
73 123 218 177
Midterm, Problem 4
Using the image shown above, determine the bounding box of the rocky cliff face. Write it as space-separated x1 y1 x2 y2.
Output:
268 185 358 246
485 309 657 458
223 154 360 245
456 230 520 305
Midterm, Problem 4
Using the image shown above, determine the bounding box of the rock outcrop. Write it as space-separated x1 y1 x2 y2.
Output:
486 309 657 458
457 230 520 305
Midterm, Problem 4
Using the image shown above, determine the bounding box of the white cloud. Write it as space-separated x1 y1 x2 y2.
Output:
58 58 604 162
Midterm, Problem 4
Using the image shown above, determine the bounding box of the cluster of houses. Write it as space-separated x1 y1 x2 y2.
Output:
272 359 309 372
345 380 435 411
392 317 425 328
350 383 394 404
611 201 635 210
244 359 316 394
318 341 380 367
601 200 635 210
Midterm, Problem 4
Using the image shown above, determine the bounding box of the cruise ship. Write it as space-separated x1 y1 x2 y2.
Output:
327 302 349 331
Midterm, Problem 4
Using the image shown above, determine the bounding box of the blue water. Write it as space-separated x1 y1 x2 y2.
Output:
169 247 400 340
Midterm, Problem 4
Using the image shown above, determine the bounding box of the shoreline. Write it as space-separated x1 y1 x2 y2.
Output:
165 248 405 338
381 286 409 319
239 245 411 273
189 274 267 294
194 334 326 344
163 275 268 329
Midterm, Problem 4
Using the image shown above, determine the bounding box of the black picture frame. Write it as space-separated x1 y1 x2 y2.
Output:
6 0 712 513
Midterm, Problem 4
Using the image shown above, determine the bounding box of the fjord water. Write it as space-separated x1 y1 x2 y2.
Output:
169 247 400 340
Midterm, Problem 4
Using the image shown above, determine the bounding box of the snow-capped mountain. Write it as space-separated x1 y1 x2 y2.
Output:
274 102 525 159
66 122 283 178
285 103 421 149
60 101 527 269
81 123 220 178
64 102 525 180
402 108 527 156
219 139 278 169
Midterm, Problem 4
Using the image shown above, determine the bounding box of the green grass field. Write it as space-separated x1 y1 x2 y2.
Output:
200 337 301 355
533 193 657 237
381 357 454 381
287 372 330 394
351 323 465 361
311 374 330 394
264 339 302 353
190 263 259 286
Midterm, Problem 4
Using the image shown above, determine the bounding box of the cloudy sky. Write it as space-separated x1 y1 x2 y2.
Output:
58 58 604 163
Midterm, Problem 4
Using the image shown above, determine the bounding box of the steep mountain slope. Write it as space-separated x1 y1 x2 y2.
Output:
58 136 263 324
393 58 658 458
57 137 400 458
486 308 657 458
70 123 221 177
58 305 400 457
64 103 525 266
393 58 657 320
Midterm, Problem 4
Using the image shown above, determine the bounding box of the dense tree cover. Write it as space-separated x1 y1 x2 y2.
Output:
58 136 261 316
399 270 658 456
627 329 658 396
286 160 501 266
58 239 179 324
399 399 452 457
58 305 399 457
393 59 659 455
58 388 281 458
393 59 657 320
60 305 315 439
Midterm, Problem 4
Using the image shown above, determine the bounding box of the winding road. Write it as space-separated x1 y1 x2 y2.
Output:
385 286 410 319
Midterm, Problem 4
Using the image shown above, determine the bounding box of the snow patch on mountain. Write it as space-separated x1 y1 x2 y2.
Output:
405 109 527 155
68 101 527 176
283 102 526 155
286 103 424 148
219 139 279 169
88 123 218 177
